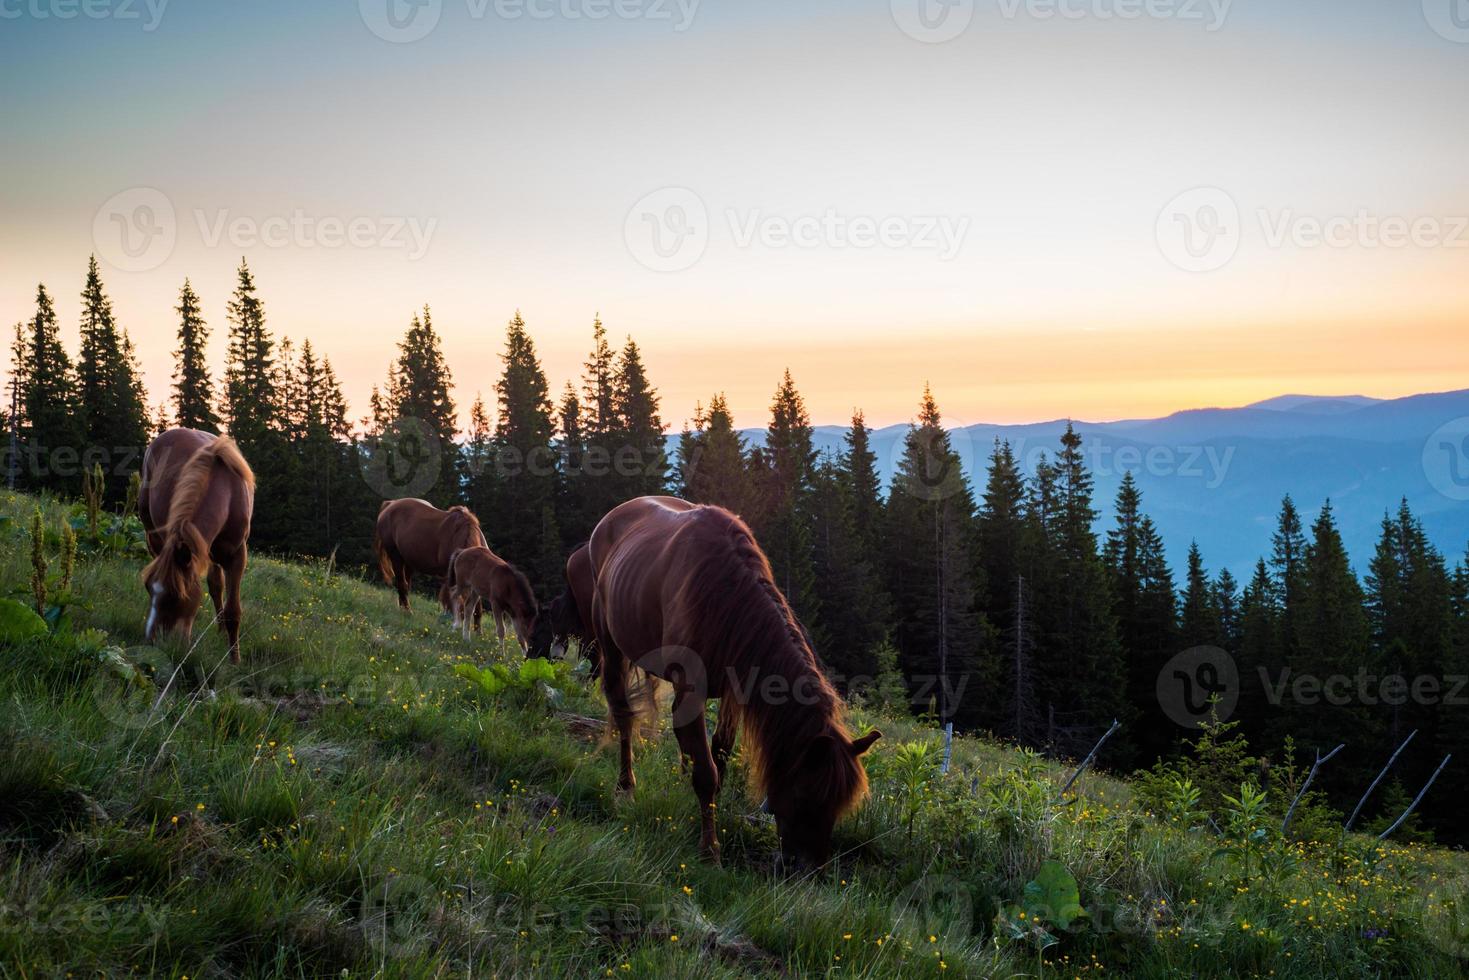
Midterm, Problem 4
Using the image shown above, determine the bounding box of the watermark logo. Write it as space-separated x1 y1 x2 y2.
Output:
625 187 709 273
633 645 707 725
891 875 973 941
1423 417 1469 501
891 0 974 43
1422 0 1469 42
359 0 442 42
360 416 444 500
1156 187 1239 273
89 645 181 731
93 187 176 273
360 872 438 956
886 415 976 503
0 0 169 30
1156 645 1238 728
194 209 437 260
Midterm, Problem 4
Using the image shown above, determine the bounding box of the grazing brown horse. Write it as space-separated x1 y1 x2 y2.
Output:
445 545 540 652
373 498 487 616
589 495 880 868
545 543 600 673
139 429 255 662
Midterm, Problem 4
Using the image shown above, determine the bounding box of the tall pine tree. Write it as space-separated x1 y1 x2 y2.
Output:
172 278 218 432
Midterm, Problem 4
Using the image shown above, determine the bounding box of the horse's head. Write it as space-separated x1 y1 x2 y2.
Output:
767 727 881 872
540 588 581 659
141 525 210 643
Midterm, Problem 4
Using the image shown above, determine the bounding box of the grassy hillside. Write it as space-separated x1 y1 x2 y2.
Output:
1 488 1467 979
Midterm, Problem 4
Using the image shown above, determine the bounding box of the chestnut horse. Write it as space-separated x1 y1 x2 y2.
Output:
445 545 541 652
545 543 601 673
589 495 880 868
139 429 255 662
373 498 487 616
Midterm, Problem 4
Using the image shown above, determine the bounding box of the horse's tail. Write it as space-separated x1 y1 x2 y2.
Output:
445 548 467 590
373 502 393 584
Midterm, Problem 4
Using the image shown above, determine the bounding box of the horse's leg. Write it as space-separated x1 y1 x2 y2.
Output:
393 559 411 612
222 546 247 664
459 591 475 642
599 637 637 797
206 563 225 619
438 578 454 616
711 699 738 786
672 692 721 863
472 597 483 634
494 610 507 656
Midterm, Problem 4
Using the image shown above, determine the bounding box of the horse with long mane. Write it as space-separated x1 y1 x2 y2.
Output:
589 495 880 868
545 542 600 673
373 498 487 616
139 429 255 662
445 545 545 653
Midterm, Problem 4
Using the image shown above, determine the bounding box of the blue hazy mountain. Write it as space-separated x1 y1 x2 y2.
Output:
730 389 1469 579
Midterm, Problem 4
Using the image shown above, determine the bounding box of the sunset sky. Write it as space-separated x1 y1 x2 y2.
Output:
3 0 1467 430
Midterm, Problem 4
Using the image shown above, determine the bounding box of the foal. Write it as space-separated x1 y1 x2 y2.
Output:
446 546 539 653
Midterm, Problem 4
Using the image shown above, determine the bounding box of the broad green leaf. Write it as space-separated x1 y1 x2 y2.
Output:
0 598 47 643
1022 860 1088 931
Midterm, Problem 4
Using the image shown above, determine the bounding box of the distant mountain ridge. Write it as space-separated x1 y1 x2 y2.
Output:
724 389 1469 578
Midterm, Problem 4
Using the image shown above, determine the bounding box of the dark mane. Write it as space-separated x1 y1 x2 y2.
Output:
142 436 254 598
678 506 867 819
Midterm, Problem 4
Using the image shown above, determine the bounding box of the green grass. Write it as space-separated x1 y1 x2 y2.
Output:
2 488 1468 978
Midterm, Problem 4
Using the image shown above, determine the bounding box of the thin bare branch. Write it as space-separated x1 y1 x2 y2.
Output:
1344 730 1416 833
1377 754 1452 843
1282 743 1344 836
1056 718 1120 802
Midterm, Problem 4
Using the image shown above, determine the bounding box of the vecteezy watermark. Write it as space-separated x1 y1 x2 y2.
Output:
359 0 700 43
1156 645 1469 729
360 416 444 501
624 187 709 273
891 0 1230 42
1258 667 1469 709
0 0 168 30
93 187 177 273
1156 646 1239 728
1157 188 1469 272
1155 187 1241 273
1422 0 1469 43
890 0 975 43
92 188 438 271
195 209 437 260
996 0 1231 29
623 187 970 272
1422 417 1469 502
726 209 968 260
1257 210 1469 251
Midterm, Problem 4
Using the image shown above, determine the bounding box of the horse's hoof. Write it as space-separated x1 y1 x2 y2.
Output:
701 842 722 866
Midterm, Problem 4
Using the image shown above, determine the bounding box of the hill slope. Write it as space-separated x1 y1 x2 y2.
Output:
2 489 1466 978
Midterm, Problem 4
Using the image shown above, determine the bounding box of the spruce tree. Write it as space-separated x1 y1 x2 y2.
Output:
172 278 218 432
752 370 822 640
843 410 884 563
810 453 889 686
15 284 84 493
493 312 558 583
556 381 593 542
1236 559 1278 739
384 307 458 505
677 394 751 512
1180 541 1223 648
613 337 666 499
883 387 994 729
223 258 278 441
76 257 148 487
1042 423 1126 756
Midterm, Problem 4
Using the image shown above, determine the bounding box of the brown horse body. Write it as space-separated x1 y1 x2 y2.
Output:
373 498 487 615
139 428 255 662
589 495 879 867
446 545 539 651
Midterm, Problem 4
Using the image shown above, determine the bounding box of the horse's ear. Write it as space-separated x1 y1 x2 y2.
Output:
850 729 882 756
